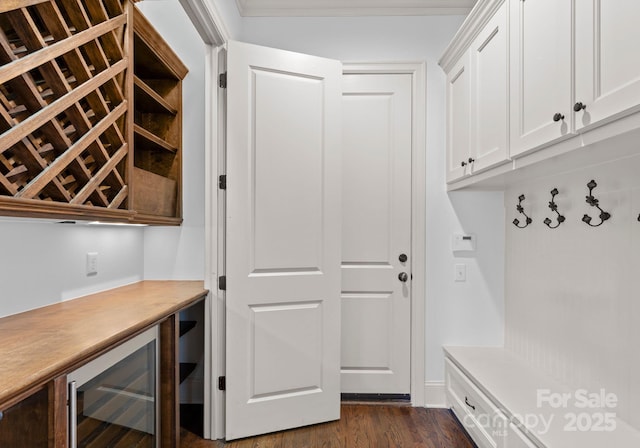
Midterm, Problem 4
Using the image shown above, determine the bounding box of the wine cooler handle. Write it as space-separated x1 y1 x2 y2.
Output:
69 381 77 448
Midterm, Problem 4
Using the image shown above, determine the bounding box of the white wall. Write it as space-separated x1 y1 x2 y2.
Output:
505 149 640 428
137 0 207 280
213 0 506 383
0 219 143 318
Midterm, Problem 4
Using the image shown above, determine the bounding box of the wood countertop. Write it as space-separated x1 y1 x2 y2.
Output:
0 280 208 409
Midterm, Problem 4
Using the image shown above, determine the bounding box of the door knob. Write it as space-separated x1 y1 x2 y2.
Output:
461 161 467 167
398 272 409 282
574 102 587 112
553 113 565 122
399 254 408 263
468 157 475 164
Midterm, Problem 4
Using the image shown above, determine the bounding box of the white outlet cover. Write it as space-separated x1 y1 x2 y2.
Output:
86 252 98 276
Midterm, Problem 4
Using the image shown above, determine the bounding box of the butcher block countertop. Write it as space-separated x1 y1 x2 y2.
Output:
0 280 208 409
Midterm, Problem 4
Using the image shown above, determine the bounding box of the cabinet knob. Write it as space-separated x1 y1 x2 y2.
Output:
553 113 565 122
461 161 467 167
574 102 587 112
468 157 475 164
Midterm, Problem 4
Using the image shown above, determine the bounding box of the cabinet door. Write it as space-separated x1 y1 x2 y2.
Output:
469 2 509 174
0 388 49 448
575 1 640 131
446 52 471 183
508 423 537 448
509 0 572 157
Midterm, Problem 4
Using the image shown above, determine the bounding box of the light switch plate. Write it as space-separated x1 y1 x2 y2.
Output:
454 263 466 282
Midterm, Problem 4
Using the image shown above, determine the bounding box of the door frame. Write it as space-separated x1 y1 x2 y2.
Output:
178 0 229 440
343 63 426 407
183 0 426 438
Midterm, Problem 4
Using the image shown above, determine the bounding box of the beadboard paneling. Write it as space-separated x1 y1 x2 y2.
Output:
505 153 640 429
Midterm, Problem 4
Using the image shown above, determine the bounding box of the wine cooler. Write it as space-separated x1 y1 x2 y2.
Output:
67 327 159 447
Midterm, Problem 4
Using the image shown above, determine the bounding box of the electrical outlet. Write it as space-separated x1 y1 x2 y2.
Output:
454 263 466 282
86 252 98 276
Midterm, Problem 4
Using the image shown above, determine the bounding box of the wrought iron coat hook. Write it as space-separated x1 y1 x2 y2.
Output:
582 180 611 227
513 194 532 228
543 188 565 229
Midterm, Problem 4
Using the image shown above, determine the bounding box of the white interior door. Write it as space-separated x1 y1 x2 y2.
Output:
225 41 342 440
340 73 412 395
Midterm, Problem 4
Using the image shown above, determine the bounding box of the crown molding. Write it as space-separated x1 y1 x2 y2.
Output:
438 0 505 72
236 0 475 17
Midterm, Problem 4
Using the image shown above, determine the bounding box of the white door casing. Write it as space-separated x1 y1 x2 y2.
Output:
225 40 342 440
341 73 412 394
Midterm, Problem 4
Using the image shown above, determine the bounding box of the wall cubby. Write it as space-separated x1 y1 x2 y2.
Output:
129 5 187 225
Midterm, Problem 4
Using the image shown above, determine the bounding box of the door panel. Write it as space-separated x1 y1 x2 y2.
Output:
470 2 509 173
510 0 572 156
575 0 640 130
446 54 471 182
225 40 342 440
252 69 324 272
341 73 411 394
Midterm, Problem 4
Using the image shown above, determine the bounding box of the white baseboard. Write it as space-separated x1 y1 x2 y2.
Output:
424 381 447 408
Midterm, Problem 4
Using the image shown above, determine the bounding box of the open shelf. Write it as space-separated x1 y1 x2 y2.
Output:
132 167 177 217
134 76 178 115
179 320 197 338
179 363 197 384
133 124 178 154
129 4 187 225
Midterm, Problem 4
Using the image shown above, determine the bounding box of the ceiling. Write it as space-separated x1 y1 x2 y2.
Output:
235 0 477 17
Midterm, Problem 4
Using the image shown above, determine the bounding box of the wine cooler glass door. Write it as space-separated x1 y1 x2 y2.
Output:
67 327 159 448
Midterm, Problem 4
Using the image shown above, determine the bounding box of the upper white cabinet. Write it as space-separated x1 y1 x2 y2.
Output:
509 0 572 157
444 0 509 183
574 1 640 131
441 0 640 188
469 3 509 174
446 52 471 182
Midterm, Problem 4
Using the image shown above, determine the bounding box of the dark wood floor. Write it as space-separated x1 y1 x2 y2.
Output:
180 404 476 448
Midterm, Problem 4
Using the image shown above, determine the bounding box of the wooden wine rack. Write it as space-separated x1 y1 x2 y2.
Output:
0 0 187 224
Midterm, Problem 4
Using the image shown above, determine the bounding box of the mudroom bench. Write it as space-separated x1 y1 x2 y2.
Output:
0 280 208 447
444 346 640 447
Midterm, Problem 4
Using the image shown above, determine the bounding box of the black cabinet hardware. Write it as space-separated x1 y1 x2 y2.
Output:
465 396 476 410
